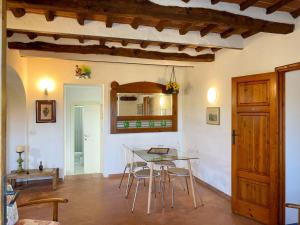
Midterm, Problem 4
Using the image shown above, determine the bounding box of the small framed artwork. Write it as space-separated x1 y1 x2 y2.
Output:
36 100 56 123
206 107 220 125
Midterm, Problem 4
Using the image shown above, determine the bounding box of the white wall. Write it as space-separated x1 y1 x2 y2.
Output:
183 18 300 195
21 58 185 176
7 50 28 172
285 70 300 224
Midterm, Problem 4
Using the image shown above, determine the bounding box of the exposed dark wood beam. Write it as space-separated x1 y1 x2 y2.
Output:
105 16 113 28
140 41 150 49
160 43 172 49
291 8 300 18
266 0 295 14
27 32 37 40
179 23 193 35
78 37 84 43
7 30 14 38
45 10 55 21
195 46 207 52
77 14 85 26
241 30 259 38
7 29 229 52
211 48 221 52
130 17 141 29
7 0 294 35
178 45 188 51
182 0 190 2
200 24 217 37
211 0 222 4
121 40 128 47
8 41 215 62
221 28 236 38
155 20 168 32
11 8 25 17
240 0 259 11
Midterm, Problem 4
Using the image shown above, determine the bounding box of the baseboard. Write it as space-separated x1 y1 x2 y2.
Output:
193 176 231 201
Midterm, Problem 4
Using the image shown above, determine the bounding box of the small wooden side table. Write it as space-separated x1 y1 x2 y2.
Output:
7 168 59 190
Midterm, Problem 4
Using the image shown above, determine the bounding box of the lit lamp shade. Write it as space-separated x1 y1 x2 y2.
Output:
16 145 25 153
207 87 217 104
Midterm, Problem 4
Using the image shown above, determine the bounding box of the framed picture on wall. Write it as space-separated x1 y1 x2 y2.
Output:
36 100 56 123
206 107 220 125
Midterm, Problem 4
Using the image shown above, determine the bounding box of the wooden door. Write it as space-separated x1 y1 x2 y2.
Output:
232 72 279 224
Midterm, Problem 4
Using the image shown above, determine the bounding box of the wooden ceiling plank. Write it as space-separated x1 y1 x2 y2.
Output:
11 8 25 18
240 0 260 11
291 8 300 18
8 41 215 62
6 0 294 35
45 10 55 21
200 24 217 37
266 0 295 14
221 28 236 38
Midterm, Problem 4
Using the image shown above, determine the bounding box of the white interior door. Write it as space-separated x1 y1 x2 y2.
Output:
83 104 101 174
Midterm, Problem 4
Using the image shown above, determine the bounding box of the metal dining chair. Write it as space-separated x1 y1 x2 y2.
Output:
167 167 192 208
131 168 161 212
119 145 147 198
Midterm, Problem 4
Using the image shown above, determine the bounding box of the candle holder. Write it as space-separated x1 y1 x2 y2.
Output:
17 152 24 173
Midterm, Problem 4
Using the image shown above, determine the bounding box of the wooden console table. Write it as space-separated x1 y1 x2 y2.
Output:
7 168 59 190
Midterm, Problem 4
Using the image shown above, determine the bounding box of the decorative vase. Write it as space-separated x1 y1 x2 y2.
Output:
17 152 24 173
39 161 43 171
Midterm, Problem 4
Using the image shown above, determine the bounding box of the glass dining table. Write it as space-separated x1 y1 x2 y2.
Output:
131 148 199 214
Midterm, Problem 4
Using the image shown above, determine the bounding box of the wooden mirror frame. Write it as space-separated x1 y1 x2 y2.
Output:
110 81 178 134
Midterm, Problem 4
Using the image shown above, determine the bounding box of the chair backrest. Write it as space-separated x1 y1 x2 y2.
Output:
122 144 134 166
6 184 19 225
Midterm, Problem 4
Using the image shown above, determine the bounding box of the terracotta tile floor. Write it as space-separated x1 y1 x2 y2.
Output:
16 174 261 225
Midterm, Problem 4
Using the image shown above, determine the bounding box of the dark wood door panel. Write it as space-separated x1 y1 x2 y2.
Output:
237 113 270 176
232 72 278 225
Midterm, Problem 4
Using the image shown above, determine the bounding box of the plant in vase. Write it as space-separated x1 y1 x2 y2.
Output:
166 67 179 94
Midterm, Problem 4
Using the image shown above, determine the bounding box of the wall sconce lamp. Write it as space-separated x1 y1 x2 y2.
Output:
38 79 55 96
207 87 217 104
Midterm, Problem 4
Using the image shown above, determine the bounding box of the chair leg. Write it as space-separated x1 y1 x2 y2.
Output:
125 170 132 198
154 176 157 198
126 175 135 198
185 176 190 195
160 179 165 208
119 166 127 189
171 178 175 208
131 179 140 213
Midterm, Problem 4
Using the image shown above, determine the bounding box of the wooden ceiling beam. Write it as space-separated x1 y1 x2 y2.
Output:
155 20 168 32
291 8 300 18
6 0 294 35
221 28 236 38
211 0 222 5
241 30 259 38
182 0 190 2
178 45 188 51
105 16 113 28
266 0 295 14
195 46 207 52
77 14 85 26
8 41 215 62
130 17 141 29
240 0 259 11
200 24 218 37
121 40 128 47
179 23 193 35
11 8 25 17
7 29 231 51
45 10 55 21
27 32 37 40
211 48 222 52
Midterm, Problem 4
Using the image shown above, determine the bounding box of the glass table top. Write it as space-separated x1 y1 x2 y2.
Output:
132 149 198 162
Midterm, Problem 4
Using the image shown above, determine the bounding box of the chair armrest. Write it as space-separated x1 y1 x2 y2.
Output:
18 198 68 207
18 198 68 222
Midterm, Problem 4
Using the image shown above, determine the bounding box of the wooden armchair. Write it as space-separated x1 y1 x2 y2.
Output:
6 185 68 225
286 203 300 224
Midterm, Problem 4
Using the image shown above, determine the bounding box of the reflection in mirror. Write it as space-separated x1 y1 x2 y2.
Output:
117 93 172 116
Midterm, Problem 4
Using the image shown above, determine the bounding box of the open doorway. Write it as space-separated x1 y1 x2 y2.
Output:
277 62 300 225
64 85 103 175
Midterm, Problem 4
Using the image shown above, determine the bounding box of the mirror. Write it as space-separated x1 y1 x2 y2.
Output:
117 93 172 116
111 81 178 134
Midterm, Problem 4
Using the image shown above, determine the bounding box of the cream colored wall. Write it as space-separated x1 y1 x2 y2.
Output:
24 58 185 176
183 18 300 195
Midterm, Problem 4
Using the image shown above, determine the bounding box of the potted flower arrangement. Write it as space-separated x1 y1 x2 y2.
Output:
75 65 92 79
166 67 179 94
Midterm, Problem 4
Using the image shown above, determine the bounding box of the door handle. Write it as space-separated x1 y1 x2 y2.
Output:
232 129 238 145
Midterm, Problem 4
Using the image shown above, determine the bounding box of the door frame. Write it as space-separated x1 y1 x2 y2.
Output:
63 84 104 176
276 62 300 225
